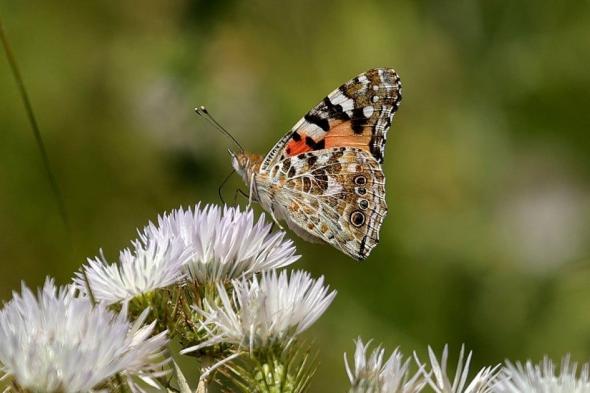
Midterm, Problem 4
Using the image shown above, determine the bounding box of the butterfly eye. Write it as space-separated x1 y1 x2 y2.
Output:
350 211 366 227
354 175 367 185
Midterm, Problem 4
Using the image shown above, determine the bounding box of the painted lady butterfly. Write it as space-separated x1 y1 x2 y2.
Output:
214 68 401 260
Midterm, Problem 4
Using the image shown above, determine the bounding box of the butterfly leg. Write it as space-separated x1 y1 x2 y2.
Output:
269 208 284 230
232 188 249 205
247 173 256 209
268 207 285 231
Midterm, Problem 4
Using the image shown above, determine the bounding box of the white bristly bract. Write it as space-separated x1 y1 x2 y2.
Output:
421 345 502 393
0 278 169 393
141 203 300 284
74 234 191 305
494 355 590 393
182 269 336 354
345 338 427 393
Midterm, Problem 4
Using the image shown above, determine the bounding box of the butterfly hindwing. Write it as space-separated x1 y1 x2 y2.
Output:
261 68 402 171
269 147 387 260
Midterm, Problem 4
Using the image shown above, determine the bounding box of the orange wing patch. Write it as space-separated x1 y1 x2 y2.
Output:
285 121 374 157
285 138 313 156
324 120 372 152
285 131 325 156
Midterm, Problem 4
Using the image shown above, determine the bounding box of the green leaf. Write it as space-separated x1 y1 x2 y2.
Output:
174 361 194 393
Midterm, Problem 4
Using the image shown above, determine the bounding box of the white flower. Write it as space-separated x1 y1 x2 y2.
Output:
495 355 590 393
423 345 502 393
142 204 299 284
0 279 169 393
182 269 336 354
345 338 427 393
74 234 191 305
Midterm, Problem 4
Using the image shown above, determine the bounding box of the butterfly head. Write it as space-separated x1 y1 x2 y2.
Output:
230 150 263 185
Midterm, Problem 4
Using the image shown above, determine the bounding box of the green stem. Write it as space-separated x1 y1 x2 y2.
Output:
0 13 70 234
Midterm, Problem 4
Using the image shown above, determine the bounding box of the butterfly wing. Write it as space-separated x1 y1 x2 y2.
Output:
269 147 387 260
261 68 402 171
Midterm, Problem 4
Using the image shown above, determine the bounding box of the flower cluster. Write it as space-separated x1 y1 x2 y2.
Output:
345 341 590 393
75 204 299 304
74 236 191 305
0 204 329 392
185 269 336 353
345 338 427 393
0 279 168 392
142 204 300 283
345 341 501 393
1 202 586 393
422 345 501 393
495 355 590 393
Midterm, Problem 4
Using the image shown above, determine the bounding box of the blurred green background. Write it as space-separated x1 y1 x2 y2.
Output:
2 0 590 390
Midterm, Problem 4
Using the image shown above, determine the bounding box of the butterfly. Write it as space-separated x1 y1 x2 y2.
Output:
206 68 402 260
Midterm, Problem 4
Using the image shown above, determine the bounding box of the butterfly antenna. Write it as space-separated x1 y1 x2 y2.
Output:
195 106 245 153
218 168 235 205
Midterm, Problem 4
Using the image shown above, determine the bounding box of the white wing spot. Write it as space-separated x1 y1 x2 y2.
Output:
317 154 330 166
372 95 379 103
372 85 379 91
306 124 326 138
363 106 374 118
339 97 355 112
326 176 344 195
292 157 307 170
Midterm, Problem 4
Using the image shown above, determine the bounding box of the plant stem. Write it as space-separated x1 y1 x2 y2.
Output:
0 13 70 234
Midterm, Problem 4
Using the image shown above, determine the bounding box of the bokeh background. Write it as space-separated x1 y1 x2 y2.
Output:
2 1 590 390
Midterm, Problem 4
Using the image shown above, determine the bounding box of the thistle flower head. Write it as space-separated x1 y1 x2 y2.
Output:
494 355 590 393
143 204 300 284
74 234 190 305
183 269 336 354
423 345 502 393
0 279 169 393
345 338 427 393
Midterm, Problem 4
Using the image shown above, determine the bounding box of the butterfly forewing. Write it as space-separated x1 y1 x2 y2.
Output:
261 68 402 170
